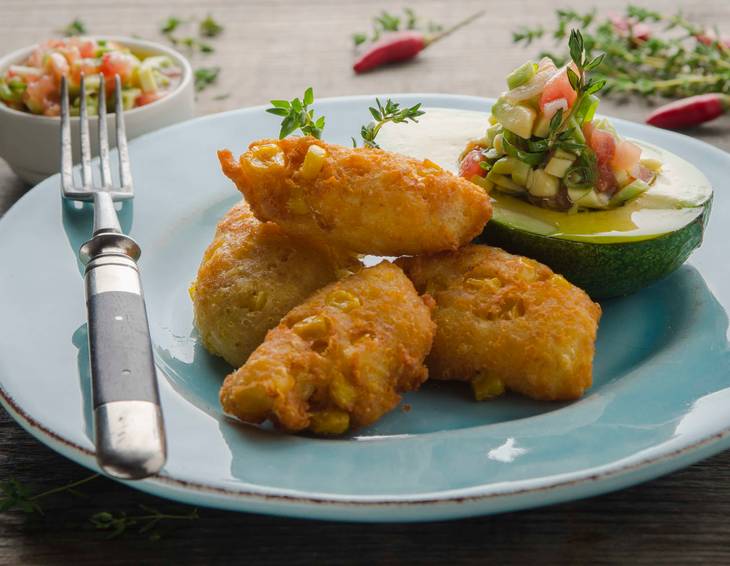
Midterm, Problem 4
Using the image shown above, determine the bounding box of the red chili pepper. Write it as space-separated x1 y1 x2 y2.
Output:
353 11 484 74
646 93 730 130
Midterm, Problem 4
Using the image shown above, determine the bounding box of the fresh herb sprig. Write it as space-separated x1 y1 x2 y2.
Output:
161 14 223 55
199 14 224 38
194 67 220 92
62 19 87 37
353 8 443 47
267 87 326 139
357 98 425 148
2 474 199 541
513 6 730 99
90 505 199 541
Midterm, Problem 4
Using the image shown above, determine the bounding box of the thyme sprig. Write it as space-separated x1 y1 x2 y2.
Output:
513 5 730 99
357 98 425 148
267 87 326 139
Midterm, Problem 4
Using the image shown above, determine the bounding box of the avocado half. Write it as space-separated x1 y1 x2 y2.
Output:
479 197 712 299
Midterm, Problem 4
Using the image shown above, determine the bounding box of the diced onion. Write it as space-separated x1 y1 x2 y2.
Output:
504 57 558 102
542 98 568 119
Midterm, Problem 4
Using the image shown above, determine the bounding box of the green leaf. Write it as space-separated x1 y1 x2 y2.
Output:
566 67 580 91
352 33 367 46
161 17 181 34
584 53 605 72
269 100 290 109
568 29 584 67
549 108 564 133
63 18 87 37
266 107 289 117
303 87 314 106
584 79 606 95
199 14 224 37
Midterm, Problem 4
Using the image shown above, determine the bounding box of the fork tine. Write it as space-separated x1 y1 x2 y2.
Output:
114 75 132 191
79 75 93 187
60 75 73 191
98 74 112 188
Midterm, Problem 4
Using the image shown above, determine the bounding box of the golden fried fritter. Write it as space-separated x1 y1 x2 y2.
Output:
190 200 345 368
398 245 601 401
219 261 435 434
218 136 491 256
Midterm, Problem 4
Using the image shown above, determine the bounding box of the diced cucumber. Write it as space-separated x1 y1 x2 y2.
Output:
527 169 559 197
554 148 577 160
506 61 537 90
574 189 609 208
614 169 631 187
486 124 502 145
568 187 591 203
609 179 651 205
544 157 574 178
120 88 141 110
492 97 536 139
491 157 516 175
470 175 494 192
487 171 525 194
512 161 531 186
493 134 505 155
575 94 599 124
138 64 157 93
533 113 551 138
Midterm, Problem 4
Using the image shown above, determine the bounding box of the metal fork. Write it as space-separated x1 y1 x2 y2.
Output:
61 74 166 480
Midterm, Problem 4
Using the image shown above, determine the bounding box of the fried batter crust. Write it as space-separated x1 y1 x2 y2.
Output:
398 245 601 401
190 200 342 368
218 136 492 256
219 261 436 433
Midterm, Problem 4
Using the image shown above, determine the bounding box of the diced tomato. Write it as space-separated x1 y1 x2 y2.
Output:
100 52 135 84
539 66 578 114
134 91 165 107
588 129 620 194
44 52 69 82
459 149 486 179
611 140 641 171
589 129 616 165
23 74 58 115
70 58 100 87
596 163 618 194
67 37 97 58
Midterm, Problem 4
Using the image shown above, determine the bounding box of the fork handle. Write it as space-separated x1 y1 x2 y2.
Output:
84 242 166 480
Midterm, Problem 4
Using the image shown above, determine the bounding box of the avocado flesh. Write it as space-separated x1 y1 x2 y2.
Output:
481 198 711 298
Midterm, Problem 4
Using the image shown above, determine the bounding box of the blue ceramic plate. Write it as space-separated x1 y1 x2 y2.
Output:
1 95 729 522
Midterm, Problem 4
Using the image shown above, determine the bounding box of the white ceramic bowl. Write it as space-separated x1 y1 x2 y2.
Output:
0 36 194 185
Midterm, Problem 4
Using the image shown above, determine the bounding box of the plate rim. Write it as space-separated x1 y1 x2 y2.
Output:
2 92 730 522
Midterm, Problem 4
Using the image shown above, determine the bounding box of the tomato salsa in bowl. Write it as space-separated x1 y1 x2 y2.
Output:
0 36 194 184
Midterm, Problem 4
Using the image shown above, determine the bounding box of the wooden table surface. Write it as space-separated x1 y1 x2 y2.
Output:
1 0 730 563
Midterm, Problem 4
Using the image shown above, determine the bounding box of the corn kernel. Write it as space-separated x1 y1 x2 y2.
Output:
300 144 327 180
471 373 505 401
292 315 330 340
326 289 362 312
287 187 309 214
252 290 268 311
249 143 285 169
330 375 357 409
231 384 273 421
465 277 502 292
309 409 350 434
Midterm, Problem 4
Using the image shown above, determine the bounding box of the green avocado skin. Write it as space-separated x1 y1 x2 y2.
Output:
478 198 712 299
